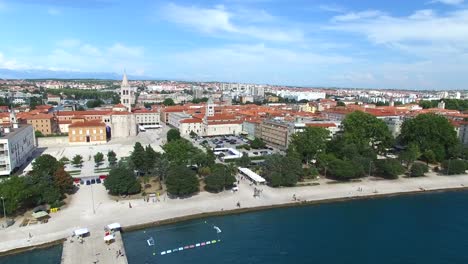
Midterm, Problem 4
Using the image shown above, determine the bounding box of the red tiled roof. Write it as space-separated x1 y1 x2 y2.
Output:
208 120 243 125
36 105 53 110
306 123 336 128
69 120 106 128
180 118 203 124
26 113 54 120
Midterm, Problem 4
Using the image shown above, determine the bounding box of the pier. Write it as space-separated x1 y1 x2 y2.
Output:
61 229 128 264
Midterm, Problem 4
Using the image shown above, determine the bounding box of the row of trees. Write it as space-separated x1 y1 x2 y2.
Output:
46 88 120 103
419 99 468 112
282 111 465 184
0 155 74 215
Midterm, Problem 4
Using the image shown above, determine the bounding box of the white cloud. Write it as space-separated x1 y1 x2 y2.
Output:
47 7 61 15
319 4 346 13
160 43 352 83
332 10 385 22
160 3 304 42
57 39 81 48
108 43 143 58
328 9 468 45
429 0 464 5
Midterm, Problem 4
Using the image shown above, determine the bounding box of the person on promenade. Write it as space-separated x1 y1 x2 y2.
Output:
236 202 241 208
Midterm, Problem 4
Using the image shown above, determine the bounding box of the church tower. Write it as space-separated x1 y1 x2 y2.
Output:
120 71 135 112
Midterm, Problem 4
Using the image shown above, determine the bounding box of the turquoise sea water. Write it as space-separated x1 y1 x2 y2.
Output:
122 191 468 264
0 244 62 264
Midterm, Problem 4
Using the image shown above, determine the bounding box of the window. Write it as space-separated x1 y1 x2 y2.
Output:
72 130 76 135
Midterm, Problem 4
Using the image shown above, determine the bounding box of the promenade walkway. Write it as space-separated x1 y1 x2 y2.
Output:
61 230 127 264
1 172 468 258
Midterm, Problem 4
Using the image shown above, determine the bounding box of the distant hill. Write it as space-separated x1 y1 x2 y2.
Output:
0 68 154 80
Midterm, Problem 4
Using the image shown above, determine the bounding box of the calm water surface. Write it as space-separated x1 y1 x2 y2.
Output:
122 191 468 264
0 244 62 264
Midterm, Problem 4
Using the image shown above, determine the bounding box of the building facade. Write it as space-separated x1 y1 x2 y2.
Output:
26 113 59 135
68 120 107 144
0 125 36 176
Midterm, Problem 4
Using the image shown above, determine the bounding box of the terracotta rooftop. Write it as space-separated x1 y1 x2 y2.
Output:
69 120 106 128
26 113 54 120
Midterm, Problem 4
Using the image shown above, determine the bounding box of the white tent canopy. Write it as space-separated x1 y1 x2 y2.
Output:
238 167 266 184
107 223 121 230
104 234 115 241
73 228 89 236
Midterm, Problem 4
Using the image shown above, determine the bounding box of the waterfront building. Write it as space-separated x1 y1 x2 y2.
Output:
25 113 59 135
0 116 36 176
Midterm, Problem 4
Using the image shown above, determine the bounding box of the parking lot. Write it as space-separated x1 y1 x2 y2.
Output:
191 135 281 161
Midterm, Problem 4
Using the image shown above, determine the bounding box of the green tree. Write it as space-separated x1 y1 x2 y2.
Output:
165 165 199 196
336 101 346 107
342 111 394 154
422 150 437 165
375 159 405 179
399 113 458 162
144 145 157 174
327 158 362 180
0 176 30 215
250 137 267 149
163 98 175 106
399 143 421 169
263 154 302 187
35 130 44 137
154 154 170 181
162 139 197 165
205 164 236 193
107 150 117 167
236 152 251 167
104 165 141 195
53 166 74 194
189 131 197 138
418 100 437 109
59 156 69 165
167 129 181 142
198 166 211 177
290 127 330 164
32 154 61 177
410 162 429 177
442 159 466 175
71 155 84 168
94 152 104 167
130 142 146 172
86 99 104 108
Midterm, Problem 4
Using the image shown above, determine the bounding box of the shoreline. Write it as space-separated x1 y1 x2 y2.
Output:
1 179 468 258
121 185 468 232
0 238 65 258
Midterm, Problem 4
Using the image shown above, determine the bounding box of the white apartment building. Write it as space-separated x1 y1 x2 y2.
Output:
0 125 36 176
134 110 160 126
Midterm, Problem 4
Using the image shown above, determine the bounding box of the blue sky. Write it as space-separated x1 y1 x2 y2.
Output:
0 0 467 89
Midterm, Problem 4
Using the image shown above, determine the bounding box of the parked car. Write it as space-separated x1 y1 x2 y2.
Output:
91 179 96 184
96 178 102 184
253 152 259 155
86 180 91 185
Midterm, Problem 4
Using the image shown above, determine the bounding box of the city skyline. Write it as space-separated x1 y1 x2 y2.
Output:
0 0 468 89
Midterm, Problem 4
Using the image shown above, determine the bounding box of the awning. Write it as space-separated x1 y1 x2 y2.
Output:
32 211 49 219
73 228 89 236
238 167 266 183
107 223 121 230
104 234 115 241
